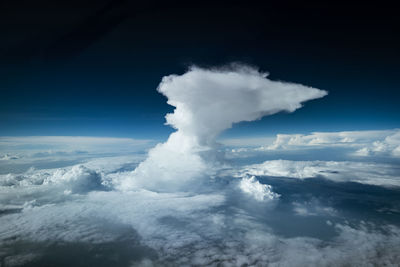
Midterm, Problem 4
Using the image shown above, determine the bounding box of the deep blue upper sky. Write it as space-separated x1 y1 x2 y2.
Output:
1 1 399 140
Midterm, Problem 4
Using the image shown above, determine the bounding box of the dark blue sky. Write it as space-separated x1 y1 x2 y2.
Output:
1 1 399 140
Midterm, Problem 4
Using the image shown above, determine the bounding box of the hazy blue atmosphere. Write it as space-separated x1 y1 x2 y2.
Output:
1 1 399 266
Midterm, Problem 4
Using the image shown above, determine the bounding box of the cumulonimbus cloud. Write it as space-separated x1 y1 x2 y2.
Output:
118 64 327 191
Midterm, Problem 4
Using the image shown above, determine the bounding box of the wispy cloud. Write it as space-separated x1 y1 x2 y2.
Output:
0 136 153 154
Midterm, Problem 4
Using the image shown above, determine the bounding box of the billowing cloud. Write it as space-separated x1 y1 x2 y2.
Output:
118 65 327 191
354 130 400 157
159 65 327 147
239 176 280 201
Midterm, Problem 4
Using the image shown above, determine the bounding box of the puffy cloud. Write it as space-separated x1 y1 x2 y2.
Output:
263 130 394 149
259 129 400 158
353 147 370 156
393 146 400 157
237 160 400 187
119 65 327 191
0 158 105 187
0 156 143 213
239 176 280 201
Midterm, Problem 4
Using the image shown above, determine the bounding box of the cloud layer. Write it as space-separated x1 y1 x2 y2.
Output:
237 160 400 187
259 129 400 158
1 156 400 266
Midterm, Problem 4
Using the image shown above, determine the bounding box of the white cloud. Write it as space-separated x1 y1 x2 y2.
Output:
259 129 400 158
353 147 370 156
292 200 337 217
393 146 400 157
263 130 395 149
119 64 327 192
1 154 399 266
0 136 152 175
237 160 400 187
239 176 280 201
0 155 142 189
1 158 399 266
160 65 326 147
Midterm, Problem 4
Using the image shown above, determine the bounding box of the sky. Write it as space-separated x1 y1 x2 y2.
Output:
1 1 399 140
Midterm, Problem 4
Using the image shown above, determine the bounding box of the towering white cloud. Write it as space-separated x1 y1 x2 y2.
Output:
119 65 327 191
